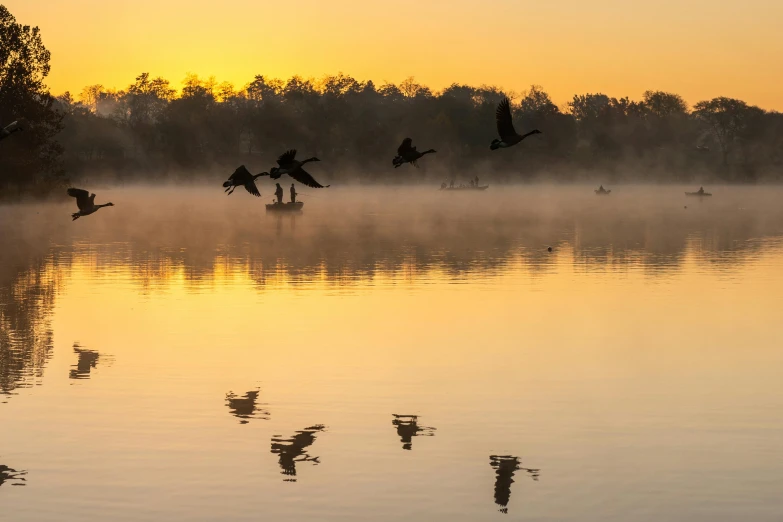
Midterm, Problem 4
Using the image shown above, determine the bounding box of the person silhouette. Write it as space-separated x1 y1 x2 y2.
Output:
290 184 297 203
275 183 284 204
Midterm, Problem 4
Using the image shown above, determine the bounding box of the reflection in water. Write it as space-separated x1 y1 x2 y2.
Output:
69 344 110 380
391 414 436 450
0 188 782 403
0 462 27 487
225 389 270 424
489 455 539 514
270 425 326 481
0 254 61 399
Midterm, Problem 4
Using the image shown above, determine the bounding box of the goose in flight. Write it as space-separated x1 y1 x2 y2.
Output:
67 188 114 221
0 121 23 141
223 165 267 196
392 138 436 168
269 150 329 188
490 98 541 150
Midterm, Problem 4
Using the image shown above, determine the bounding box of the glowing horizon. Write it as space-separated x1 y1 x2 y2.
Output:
5 0 783 110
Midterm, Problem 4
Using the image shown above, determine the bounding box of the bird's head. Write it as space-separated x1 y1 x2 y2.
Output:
532 129 543 135
106 202 114 207
310 157 321 162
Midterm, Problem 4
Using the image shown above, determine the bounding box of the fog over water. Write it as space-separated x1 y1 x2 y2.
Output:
1 185 782 521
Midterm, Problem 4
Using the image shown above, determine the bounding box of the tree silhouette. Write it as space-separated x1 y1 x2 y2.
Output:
694 97 766 169
0 5 64 190
5 5 783 192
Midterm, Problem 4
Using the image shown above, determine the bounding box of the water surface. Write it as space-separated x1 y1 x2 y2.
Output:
2 186 782 521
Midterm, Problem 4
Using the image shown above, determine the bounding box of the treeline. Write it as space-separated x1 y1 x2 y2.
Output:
52 74 783 184
2 4 783 192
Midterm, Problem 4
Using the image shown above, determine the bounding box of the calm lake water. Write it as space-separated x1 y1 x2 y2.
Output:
2 185 783 521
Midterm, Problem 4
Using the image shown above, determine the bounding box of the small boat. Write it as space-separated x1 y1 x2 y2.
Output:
265 201 304 212
685 191 712 197
595 189 611 195
441 185 489 191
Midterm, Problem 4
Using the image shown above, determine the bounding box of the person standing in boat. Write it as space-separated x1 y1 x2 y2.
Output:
698 186 705 194
275 183 284 204
290 183 297 203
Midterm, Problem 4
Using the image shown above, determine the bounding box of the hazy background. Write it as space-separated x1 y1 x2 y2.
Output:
6 0 783 110
1 2 782 192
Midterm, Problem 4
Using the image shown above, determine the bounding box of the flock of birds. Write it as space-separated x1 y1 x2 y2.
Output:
220 97 541 199
2 97 543 220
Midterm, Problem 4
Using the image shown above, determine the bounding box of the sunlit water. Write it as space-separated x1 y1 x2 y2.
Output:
2 185 783 521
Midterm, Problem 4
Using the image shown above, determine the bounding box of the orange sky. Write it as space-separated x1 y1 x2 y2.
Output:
6 0 783 110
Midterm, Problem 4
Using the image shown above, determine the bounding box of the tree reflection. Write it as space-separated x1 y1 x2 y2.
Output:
0 247 62 398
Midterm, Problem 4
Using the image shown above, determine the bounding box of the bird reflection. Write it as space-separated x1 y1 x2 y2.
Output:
69 344 109 380
489 455 539 514
270 425 326 481
0 462 27 487
225 389 270 424
392 414 436 450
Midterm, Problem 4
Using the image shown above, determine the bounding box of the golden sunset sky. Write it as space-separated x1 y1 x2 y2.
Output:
6 0 783 109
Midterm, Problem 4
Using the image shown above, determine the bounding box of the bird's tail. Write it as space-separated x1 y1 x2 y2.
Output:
392 156 404 167
490 139 501 150
71 213 80 221
222 180 232 188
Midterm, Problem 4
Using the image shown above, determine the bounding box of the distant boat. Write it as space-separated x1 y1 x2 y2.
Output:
266 201 304 212
594 189 611 195
441 185 489 191
685 191 712 197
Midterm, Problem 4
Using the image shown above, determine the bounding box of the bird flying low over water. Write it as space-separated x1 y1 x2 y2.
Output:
269 149 329 188
490 98 541 150
223 165 267 196
392 138 436 168
67 188 114 221
0 121 23 141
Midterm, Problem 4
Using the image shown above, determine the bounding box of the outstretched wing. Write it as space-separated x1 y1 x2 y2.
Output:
496 98 517 140
277 149 297 166
397 138 414 156
289 168 329 188
67 188 92 211
229 165 251 182
243 180 261 197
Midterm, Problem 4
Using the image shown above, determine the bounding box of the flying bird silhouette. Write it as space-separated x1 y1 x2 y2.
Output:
223 165 267 196
269 150 329 188
490 98 541 150
392 138 436 168
67 188 114 221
